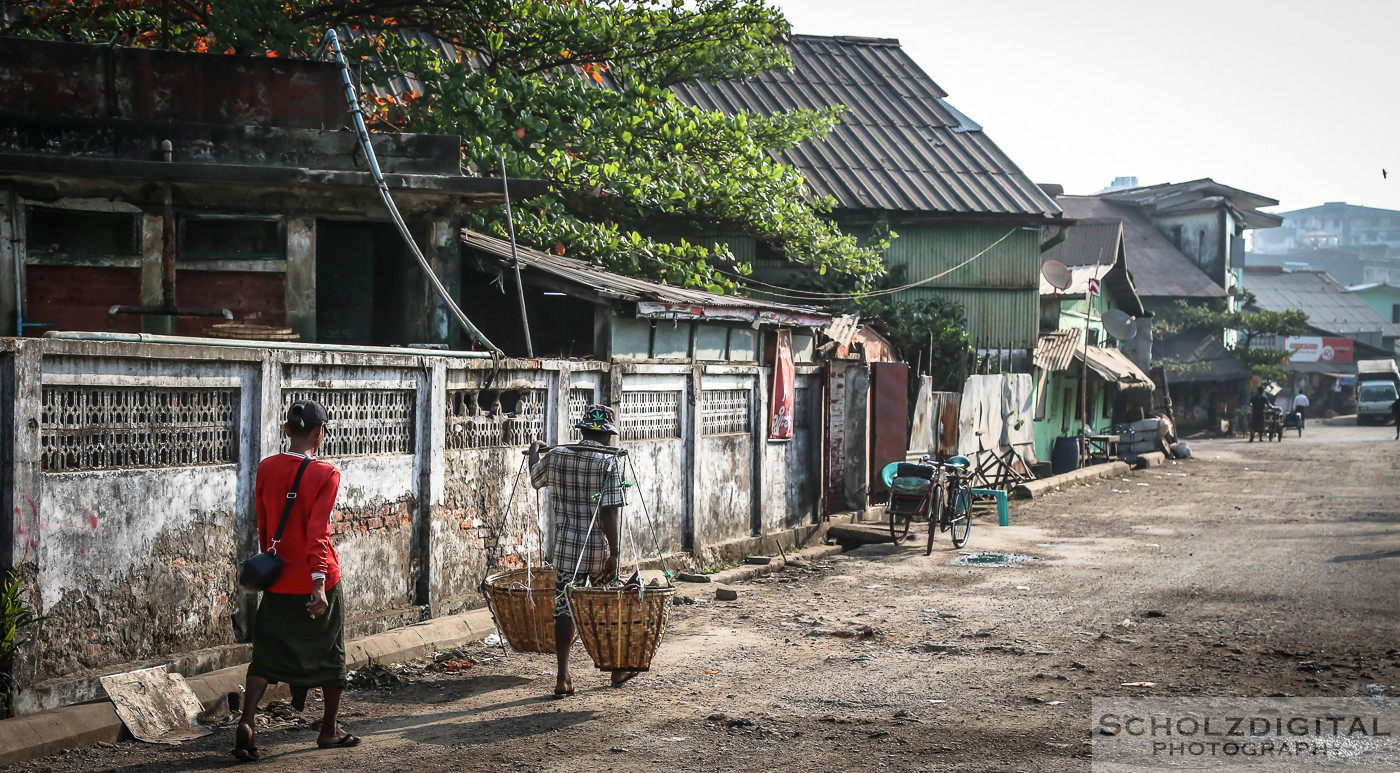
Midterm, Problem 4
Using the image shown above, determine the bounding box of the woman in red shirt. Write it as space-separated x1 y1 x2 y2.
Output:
234 399 359 760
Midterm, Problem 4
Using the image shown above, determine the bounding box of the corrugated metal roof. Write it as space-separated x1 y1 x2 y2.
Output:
1054 197 1225 299
1034 329 1079 372
1083 346 1153 387
463 231 832 324
1041 221 1121 270
1035 330 1152 386
670 35 1060 218
1243 268 1400 340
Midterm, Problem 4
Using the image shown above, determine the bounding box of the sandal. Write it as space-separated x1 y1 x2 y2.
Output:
317 732 361 749
610 671 639 688
232 724 261 762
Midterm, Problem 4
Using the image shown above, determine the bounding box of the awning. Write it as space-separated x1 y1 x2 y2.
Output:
1081 346 1154 388
1035 330 1152 388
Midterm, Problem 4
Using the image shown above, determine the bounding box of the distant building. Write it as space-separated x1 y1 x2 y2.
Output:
1253 202 1400 256
1048 180 1282 432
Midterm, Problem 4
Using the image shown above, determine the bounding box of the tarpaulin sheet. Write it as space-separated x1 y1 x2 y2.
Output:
956 374 1037 468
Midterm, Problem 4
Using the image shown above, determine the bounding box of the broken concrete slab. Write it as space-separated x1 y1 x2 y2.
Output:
715 587 739 601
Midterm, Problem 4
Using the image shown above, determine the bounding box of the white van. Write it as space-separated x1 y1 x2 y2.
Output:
1356 380 1398 424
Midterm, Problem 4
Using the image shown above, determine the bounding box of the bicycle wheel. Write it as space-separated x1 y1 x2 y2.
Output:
947 485 973 548
924 484 944 556
888 502 911 543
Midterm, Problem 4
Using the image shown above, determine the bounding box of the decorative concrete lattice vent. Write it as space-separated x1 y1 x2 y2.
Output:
701 389 750 436
620 391 682 441
282 389 414 457
567 388 597 442
41 386 238 471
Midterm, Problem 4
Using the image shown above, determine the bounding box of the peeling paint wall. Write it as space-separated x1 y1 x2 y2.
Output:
1 340 837 715
434 446 542 617
34 466 238 682
695 434 752 545
325 454 417 635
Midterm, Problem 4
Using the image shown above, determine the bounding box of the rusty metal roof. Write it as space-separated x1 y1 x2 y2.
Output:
1034 329 1080 372
1035 329 1153 387
670 35 1060 218
1083 346 1153 387
463 231 832 326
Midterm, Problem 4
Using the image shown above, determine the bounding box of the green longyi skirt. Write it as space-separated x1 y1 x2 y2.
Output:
247 584 347 689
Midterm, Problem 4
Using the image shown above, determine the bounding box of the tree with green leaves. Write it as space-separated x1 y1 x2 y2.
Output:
1155 295 1311 385
4 0 887 292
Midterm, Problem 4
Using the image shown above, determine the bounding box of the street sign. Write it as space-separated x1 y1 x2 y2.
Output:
1087 276 1101 295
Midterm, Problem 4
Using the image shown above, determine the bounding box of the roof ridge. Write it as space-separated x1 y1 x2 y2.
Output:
791 33 901 46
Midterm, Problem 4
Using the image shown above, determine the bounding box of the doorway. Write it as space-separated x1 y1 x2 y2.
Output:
316 220 409 346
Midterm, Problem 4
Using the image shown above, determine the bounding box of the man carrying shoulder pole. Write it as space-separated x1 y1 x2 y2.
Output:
528 404 637 696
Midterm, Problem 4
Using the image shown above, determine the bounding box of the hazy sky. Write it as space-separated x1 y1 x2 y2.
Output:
777 0 1400 215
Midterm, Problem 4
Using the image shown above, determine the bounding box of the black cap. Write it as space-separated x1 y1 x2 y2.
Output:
287 399 329 431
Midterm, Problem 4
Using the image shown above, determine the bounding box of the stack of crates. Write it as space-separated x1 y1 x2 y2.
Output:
1113 417 1162 464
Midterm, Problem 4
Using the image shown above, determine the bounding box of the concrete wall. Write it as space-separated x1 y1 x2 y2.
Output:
1 338 828 714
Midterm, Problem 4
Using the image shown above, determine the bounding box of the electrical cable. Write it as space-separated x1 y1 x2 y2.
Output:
713 228 1019 303
319 29 500 353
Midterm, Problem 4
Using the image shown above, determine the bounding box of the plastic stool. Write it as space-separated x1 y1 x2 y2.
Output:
970 488 1009 526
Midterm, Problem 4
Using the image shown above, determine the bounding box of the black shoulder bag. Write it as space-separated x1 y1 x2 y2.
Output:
238 457 312 591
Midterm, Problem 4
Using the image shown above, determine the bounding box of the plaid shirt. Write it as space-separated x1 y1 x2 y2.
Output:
530 441 627 575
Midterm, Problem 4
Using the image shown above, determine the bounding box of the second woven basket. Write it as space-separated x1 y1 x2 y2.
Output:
568 584 675 672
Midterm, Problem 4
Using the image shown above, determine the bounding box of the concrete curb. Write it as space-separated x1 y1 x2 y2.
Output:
702 543 843 588
1133 452 1166 469
0 607 497 767
1011 461 1131 500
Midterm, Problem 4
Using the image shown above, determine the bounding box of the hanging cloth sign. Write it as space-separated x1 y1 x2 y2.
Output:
769 329 795 440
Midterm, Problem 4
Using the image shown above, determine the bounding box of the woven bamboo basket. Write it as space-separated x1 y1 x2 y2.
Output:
482 567 564 654
567 584 675 672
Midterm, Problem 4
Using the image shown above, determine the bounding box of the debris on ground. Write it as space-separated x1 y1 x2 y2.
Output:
952 552 1039 567
346 659 412 690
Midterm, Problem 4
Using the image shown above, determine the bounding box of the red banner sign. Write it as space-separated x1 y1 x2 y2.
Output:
768 329 795 440
1284 336 1353 364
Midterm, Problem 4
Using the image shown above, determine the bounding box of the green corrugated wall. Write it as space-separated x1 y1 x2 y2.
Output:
872 223 1042 350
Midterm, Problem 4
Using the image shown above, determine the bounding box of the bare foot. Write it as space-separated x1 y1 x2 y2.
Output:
554 677 575 697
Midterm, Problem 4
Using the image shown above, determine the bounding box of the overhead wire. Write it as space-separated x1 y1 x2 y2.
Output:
319 29 501 353
713 227 1020 303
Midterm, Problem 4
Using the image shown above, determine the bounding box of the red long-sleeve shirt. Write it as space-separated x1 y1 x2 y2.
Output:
255 452 341 595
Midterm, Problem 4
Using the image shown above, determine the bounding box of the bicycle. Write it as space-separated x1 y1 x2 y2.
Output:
885 456 972 551
926 456 973 555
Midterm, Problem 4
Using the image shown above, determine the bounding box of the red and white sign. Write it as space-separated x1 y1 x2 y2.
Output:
1087 277 1101 295
1284 336 1354 364
768 329 795 440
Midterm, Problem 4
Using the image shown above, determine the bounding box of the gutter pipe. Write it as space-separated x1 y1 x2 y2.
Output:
318 29 500 354
42 330 494 358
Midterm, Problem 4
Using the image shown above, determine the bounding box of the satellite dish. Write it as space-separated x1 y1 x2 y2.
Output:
1042 260 1071 291
1102 308 1138 341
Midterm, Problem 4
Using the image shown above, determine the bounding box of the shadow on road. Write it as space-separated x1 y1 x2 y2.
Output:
398 709 596 747
1329 550 1400 563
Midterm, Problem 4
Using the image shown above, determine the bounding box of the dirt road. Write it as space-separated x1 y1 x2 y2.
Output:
8 422 1400 772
